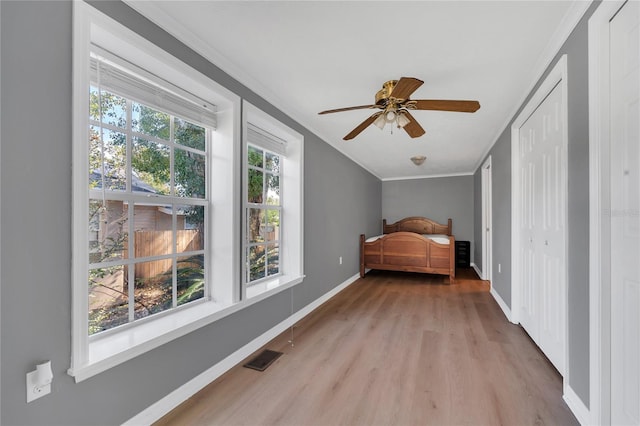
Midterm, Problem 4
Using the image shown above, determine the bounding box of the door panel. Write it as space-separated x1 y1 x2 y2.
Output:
610 1 640 424
482 159 492 281
621 280 640 422
519 123 538 339
538 84 565 373
518 81 566 374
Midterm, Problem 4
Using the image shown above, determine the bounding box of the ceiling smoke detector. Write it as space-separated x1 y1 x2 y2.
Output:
410 155 426 166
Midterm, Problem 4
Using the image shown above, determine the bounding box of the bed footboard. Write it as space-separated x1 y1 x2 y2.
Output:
360 232 455 282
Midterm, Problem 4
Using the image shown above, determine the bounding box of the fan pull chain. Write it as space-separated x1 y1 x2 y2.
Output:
288 287 295 347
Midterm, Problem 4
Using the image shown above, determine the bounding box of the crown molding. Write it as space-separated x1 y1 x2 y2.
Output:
472 0 595 174
121 0 382 180
124 0 592 181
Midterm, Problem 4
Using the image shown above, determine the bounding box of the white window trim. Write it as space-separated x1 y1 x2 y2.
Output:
241 101 304 300
70 2 242 382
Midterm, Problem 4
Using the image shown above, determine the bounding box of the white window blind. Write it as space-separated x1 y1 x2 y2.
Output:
247 123 287 156
90 45 217 129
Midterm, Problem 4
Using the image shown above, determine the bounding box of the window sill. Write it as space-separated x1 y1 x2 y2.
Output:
246 274 303 299
68 274 304 383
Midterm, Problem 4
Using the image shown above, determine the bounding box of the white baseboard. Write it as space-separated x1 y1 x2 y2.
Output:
123 273 361 426
563 384 591 425
470 262 483 280
490 286 516 324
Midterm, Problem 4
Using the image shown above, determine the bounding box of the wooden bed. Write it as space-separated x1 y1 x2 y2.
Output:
359 217 456 283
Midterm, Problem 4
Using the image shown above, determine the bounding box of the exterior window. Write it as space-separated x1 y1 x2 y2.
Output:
72 3 242 381
88 52 211 335
246 143 282 284
242 110 303 301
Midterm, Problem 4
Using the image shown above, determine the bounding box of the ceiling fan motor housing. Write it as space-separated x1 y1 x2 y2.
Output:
375 80 399 105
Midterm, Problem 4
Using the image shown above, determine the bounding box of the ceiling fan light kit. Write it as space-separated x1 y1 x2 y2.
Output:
396 112 411 128
373 113 386 129
318 77 480 140
373 110 412 133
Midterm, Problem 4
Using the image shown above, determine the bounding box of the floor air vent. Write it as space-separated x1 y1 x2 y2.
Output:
243 349 283 371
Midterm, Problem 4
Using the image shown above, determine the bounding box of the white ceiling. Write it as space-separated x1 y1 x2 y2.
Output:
126 1 586 180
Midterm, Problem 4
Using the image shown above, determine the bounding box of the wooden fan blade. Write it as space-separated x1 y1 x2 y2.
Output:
412 99 480 112
319 104 378 115
401 111 426 138
343 113 381 140
390 77 424 100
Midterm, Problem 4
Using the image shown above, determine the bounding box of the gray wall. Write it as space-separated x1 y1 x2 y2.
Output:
473 1 600 408
382 175 475 259
0 2 381 424
479 135 512 303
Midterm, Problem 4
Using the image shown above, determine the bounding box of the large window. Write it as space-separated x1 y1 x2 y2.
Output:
243 102 304 299
71 3 301 382
88 51 211 334
72 3 240 382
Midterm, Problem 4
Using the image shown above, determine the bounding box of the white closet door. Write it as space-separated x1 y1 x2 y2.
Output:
518 81 566 374
519 106 541 342
610 1 640 424
536 83 566 374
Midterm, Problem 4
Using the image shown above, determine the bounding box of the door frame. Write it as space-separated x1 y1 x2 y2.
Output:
481 156 493 282
588 2 628 423
510 54 569 376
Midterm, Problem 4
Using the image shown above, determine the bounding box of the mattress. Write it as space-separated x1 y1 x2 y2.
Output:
365 234 450 245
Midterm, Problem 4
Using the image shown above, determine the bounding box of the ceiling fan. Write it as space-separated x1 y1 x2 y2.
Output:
318 77 480 140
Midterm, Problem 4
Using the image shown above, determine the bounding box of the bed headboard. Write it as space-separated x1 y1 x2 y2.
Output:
382 216 452 236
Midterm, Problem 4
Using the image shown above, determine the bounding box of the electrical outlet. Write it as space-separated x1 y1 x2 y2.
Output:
339 256 343 265
26 368 52 403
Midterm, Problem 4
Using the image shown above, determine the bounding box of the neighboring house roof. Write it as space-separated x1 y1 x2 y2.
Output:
90 170 185 216
90 169 157 194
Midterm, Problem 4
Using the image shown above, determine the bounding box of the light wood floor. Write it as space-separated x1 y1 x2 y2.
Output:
156 269 578 426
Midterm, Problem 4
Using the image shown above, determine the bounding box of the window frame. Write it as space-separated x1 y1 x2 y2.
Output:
71 3 303 383
70 2 241 382
241 101 304 300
